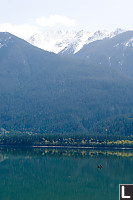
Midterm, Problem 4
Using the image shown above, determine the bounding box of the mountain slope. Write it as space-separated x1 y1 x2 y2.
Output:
0 32 133 135
0 32 59 93
75 31 133 77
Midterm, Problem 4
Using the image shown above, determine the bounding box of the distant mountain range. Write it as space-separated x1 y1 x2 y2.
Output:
0 31 133 135
27 28 125 54
28 29 133 77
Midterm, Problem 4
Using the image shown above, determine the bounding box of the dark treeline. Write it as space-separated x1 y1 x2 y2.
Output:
0 133 133 147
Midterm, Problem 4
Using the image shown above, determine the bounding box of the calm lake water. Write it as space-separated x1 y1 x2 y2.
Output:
0 147 133 200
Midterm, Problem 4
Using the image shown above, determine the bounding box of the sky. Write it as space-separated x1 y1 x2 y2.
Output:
0 0 133 39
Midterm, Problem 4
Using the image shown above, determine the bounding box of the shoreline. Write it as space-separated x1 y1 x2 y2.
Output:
0 144 133 150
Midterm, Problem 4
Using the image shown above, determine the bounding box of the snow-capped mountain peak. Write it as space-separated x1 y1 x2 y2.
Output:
27 29 126 55
28 30 79 54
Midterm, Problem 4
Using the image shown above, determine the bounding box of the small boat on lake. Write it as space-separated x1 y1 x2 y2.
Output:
98 165 103 169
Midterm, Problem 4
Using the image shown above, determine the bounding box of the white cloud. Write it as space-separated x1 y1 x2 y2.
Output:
0 15 76 39
0 23 39 39
36 15 76 27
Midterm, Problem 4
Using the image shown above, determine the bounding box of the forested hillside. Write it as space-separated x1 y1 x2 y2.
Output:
0 32 133 135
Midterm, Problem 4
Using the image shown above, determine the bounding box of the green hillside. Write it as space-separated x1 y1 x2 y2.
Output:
0 32 133 135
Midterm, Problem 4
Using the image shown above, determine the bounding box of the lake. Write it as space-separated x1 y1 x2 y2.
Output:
0 147 133 200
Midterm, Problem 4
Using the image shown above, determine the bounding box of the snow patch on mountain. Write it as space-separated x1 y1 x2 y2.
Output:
124 37 133 47
0 33 12 48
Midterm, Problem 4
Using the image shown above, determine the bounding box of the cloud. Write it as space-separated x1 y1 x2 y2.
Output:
0 15 76 39
0 23 39 39
36 15 76 27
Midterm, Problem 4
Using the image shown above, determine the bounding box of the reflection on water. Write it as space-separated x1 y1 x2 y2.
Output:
0 147 133 200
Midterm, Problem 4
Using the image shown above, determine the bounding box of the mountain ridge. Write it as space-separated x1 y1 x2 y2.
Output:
75 30 133 77
27 28 125 54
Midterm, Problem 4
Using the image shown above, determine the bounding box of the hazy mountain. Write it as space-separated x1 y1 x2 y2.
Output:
0 32 133 135
27 29 124 55
75 31 133 77
0 32 57 92
27 30 90 54
27 29 133 78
